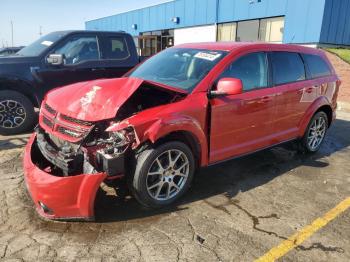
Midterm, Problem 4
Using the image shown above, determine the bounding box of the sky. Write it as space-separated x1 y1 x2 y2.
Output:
0 0 171 47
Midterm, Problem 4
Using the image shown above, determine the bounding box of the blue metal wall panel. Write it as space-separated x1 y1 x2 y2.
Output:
86 0 218 35
218 0 234 22
174 0 186 26
320 0 350 45
343 2 350 45
195 0 207 25
283 0 326 44
85 0 335 44
165 2 175 29
217 0 287 23
265 0 288 16
184 0 196 26
303 0 325 43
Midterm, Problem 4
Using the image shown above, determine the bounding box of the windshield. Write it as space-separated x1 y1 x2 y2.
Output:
129 48 227 92
17 32 67 57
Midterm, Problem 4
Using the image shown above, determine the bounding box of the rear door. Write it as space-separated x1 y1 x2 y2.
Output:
269 51 312 143
209 51 277 163
99 33 139 78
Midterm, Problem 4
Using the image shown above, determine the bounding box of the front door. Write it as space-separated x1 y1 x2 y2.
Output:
38 33 104 90
210 52 276 163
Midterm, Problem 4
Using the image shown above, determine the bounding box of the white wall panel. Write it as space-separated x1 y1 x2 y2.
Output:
174 25 216 45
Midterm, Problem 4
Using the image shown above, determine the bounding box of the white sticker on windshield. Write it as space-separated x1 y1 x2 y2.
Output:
194 52 222 61
41 41 53 46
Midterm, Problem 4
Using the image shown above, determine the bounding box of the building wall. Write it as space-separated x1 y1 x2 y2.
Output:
86 0 217 36
284 0 326 44
86 0 328 44
174 25 216 45
320 0 350 46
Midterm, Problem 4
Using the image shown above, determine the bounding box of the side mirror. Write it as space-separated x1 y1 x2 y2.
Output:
47 54 64 66
209 78 243 98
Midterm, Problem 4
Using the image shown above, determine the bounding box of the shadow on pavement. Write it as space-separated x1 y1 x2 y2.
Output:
0 135 30 150
92 118 350 222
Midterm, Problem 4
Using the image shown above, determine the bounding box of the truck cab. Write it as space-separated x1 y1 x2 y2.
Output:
0 30 139 135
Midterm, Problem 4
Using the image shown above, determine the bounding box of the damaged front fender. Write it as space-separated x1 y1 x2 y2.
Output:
106 109 209 166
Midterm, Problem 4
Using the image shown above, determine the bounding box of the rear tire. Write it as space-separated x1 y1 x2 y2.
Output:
129 141 195 209
0 90 36 135
299 111 328 153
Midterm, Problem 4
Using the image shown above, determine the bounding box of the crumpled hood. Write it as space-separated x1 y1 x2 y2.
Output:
45 77 145 121
44 77 186 122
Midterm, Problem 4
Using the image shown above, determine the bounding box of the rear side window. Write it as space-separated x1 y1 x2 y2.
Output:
219 52 268 91
271 52 306 85
103 36 130 60
303 54 331 78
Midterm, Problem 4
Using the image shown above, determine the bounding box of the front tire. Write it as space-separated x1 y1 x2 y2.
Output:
0 90 36 135
129 141 195 209
300 111 328 153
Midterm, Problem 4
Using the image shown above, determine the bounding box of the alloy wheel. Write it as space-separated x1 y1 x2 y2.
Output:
0 100 26 129
146 149 190 201
307 116 326 151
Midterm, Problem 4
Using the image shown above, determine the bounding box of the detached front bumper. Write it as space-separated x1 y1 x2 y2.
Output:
23 133 107 221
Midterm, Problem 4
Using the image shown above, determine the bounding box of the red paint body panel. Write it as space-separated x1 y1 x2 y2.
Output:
210 87 277 163
23 42 340 220
44 77 143 122
24 134 107 220
106 92 210 166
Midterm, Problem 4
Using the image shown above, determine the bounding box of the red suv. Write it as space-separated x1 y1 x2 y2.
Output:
23 43 340 220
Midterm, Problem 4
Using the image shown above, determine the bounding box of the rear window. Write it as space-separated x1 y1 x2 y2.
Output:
103 36 130 60
303 54 331 78
271 52 306 85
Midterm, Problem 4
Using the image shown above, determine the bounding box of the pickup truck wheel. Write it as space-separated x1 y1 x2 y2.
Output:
130 141 195 208
300 111 328 153
0 90 35 135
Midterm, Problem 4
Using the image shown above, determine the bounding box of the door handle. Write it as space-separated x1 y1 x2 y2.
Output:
259 96 273 103
305 87 314 93
298 87 315 94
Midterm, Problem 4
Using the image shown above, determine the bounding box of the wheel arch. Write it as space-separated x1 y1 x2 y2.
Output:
298 97 333 137
153 130 202 169
315 104 333 127
0 77 40 107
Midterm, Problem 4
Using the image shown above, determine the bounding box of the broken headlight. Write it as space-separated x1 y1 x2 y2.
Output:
94 128 136 176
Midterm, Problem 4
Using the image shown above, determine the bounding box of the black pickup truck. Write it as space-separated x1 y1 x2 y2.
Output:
0 30 140 135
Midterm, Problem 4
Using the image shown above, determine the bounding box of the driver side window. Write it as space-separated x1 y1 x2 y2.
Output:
53 36 99 65
219 52 268 91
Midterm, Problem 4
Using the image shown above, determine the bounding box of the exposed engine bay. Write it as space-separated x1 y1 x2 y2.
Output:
116 82 185 119
33 82 186 178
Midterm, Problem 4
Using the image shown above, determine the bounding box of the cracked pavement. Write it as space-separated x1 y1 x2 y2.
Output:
0 109 350 262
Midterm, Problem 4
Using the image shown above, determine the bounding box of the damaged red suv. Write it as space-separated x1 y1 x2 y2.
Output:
24 42 340 220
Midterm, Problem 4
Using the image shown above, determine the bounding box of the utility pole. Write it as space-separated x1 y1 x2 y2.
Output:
10 20 14 47
39 26 42 36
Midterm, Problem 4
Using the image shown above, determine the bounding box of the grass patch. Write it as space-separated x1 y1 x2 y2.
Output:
325 48 350 64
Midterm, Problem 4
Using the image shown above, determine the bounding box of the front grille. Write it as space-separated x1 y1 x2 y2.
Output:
57 126 84 138
42 116 53 128
61 114 94 127
44 103 56 115
41 103 94 141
